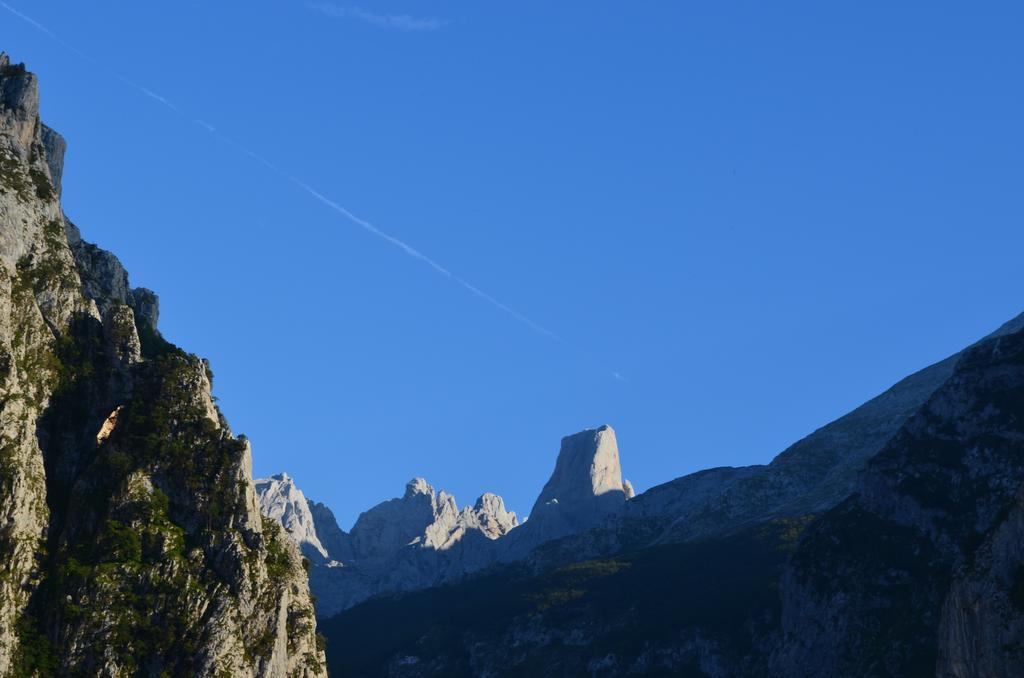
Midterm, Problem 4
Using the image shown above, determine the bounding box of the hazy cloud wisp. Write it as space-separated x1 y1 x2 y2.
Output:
307 3 449 32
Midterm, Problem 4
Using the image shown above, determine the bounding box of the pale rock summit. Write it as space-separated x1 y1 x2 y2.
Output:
505 425 632 555
348 477 458 560
366 479 519 553
255 473 329 561
467 492 519 539
320 476 520 562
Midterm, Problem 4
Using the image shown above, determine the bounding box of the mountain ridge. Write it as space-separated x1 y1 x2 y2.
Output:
316 310 1024 677
260 307 1024 635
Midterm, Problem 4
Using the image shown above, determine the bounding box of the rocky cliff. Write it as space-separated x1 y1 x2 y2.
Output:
0 53 326 676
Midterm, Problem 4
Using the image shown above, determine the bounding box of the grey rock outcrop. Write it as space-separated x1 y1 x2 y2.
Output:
936 485 1024 677
39 124 65 197
0 54 325 675
63 218 160 328
129 286 159 331
0 53 40 163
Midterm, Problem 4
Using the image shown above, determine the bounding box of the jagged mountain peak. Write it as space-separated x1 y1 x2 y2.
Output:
259 471 522 616
255 472 329 561
474 490 511 513
349 475 514 554
468 492 520 539
404 476 433 497
0 51 41 165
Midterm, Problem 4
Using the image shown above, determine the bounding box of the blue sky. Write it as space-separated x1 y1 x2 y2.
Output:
3 1 1023 528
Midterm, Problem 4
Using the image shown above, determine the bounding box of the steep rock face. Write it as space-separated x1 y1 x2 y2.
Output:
936 486 1024 677
773 327 1024 677
307 499 353 563
0 54 326 675
0 51 93 674
529 425 629 526
38 125 64 198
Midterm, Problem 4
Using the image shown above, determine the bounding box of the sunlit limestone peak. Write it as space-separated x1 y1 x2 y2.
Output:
520 424 632 544
255 473 329 561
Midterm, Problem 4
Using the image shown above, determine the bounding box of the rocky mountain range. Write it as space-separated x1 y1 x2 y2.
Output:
256 425 638 618
258 309 1024 677
0 54 325 675
304 310 1024 677
260 306 1024 612
257 472 518 617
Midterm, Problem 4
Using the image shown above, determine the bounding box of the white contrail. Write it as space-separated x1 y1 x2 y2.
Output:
287 175 564 342
206 128 564 342
1 1 632 377
138 86 178 111
0 1 87 59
